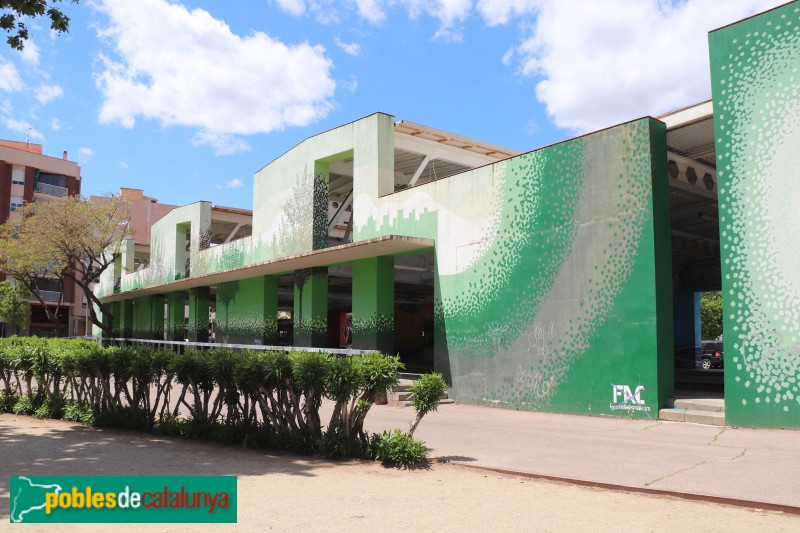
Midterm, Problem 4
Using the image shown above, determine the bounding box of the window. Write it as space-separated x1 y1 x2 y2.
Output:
11 166 25 185
10 195 23 211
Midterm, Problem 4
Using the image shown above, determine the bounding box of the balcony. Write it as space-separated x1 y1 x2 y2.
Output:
35 182 68 197
38 290 62 302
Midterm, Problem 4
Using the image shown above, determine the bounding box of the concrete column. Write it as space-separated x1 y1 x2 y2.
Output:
352 256 394 353
120 299 133 338
166 292 185 341
216 276 279 345
188 287 210 342
312 160 329 251
293 268 328 347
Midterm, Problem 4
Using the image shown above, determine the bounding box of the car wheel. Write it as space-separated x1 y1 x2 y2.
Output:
701 358 712 370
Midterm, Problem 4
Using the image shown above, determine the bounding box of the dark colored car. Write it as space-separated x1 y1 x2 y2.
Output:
699 340 724 370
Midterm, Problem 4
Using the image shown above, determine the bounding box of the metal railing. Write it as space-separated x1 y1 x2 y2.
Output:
92 337 375 357
35 182 68 197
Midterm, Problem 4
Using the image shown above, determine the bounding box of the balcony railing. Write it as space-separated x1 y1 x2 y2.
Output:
38 290 62 302
35 182 68 197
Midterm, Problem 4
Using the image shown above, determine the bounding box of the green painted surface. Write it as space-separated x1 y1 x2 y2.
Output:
188 287 210 342
293 268 328 347
216 276 279 344
710 2 800 428
131 296 154 339
95 112 672 419
120 300 133 339
352 256 394 353
166 292 185 341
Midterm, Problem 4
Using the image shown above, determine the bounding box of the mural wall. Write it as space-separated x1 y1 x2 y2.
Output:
356 118 674 416
711 1 800 428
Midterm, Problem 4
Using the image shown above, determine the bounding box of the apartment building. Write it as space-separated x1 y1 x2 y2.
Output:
0 140 81 336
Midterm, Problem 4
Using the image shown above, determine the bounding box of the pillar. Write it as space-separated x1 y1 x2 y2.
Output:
166 292 185 341
217 276 279 345
294 268 328 347
188 287 210 342
352 256 394 353
120 299 133 338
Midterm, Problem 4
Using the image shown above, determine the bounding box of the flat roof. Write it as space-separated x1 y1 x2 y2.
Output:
99 235 435 303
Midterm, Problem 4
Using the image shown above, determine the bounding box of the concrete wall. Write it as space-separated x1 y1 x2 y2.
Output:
711 1 800 428
359 118 673 416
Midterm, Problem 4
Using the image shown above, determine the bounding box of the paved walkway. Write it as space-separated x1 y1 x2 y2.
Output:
362 402 800 509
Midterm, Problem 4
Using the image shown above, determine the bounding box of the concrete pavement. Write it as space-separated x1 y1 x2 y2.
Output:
363 402 800 510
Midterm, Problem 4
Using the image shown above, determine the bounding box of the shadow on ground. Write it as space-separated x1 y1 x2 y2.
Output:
0 413 352 517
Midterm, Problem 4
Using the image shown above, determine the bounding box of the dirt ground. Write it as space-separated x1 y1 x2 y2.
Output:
1 414 798 532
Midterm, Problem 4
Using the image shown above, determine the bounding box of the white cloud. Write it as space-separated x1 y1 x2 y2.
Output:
50 117 61 131
275 0 306 17
0 99 13 115
35 84 63 105
496 0 784 132
79 147 94 158
94 0 335 152
0 57 23 92
477 0 539 26
191 131 251 156
225 178 244 188
118 161 128 169
399 0 473 40
343 73 358 93
353 0 386 23
335 37 361 56
18 39 41 66
2 118 43 140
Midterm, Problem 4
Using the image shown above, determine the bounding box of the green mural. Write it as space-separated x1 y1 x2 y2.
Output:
357 118 671 417
710 2 800 428
216 276 279 345
352 256 394 353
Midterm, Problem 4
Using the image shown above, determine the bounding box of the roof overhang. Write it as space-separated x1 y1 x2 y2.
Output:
99 235 435 303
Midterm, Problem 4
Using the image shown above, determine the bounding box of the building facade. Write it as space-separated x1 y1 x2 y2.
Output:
95 2 800 429
0 141 82 336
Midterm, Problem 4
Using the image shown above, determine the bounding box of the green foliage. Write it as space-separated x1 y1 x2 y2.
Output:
0 281 30 333
410 372 447 417
0 194 132 336
701 291 723 340
408 372 447 437
0 391 17 412
12 394 36 415
62 401 94 425
0 338 434 465
369 429 428 466
35 397 63 419
0 1 77 50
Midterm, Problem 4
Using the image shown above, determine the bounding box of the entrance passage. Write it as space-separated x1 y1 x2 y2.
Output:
665 106 724 405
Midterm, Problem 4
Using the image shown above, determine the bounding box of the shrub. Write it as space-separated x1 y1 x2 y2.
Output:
35 397 64 420
369 429 428 466
62 402 95 425
408 372 447 437
12 395 36 416
0 392 18 413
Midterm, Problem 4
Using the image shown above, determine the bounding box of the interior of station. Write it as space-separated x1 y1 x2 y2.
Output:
662 101 723 395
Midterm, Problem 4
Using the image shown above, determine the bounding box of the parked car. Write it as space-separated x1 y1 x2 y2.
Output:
699 340 724 370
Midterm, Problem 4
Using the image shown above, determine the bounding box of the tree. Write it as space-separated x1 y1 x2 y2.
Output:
1 1 77 50
700 291 723 340
0 195 131 336
0 280 29 335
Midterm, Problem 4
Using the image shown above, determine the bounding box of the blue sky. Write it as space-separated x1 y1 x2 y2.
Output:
0 0 785 209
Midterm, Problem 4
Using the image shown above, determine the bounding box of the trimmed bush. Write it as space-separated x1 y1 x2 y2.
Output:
369 429 428 466
0 337 432 464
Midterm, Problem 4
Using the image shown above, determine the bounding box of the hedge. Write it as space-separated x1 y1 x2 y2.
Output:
0 337 412 459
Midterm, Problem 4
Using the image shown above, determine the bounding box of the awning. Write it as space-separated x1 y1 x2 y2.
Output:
99 235 434 303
